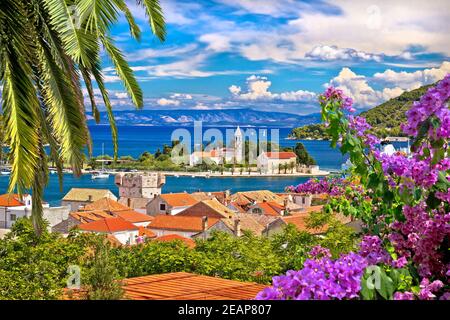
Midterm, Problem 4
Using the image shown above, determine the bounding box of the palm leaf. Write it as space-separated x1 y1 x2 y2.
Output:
101 35 143 108
139 0 166 42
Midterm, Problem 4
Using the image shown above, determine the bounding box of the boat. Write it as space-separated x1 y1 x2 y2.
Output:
0 168 11 176
91 171 110 179
91 143 109 180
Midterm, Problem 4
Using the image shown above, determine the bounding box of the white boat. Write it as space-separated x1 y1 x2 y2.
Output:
0 169 11 176
91 143 109 179
91 172 110 179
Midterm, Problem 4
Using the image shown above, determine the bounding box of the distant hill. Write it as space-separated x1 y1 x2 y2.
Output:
289 83 435 139
88 108 322 127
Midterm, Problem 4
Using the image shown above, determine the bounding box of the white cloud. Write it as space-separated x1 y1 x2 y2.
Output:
199 34 231 52
229 75 317 102
211 0 450 64
157 98 180 106
228 85 241 95
326 67 405 108
373 61 450 90
192 103 211 110
170 93 193 100
305 45 382 62
114 92 129 99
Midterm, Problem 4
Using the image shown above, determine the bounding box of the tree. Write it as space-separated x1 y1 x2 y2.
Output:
0 0 166 234
288 161 295 173
83 237 124 300
294 143 316 166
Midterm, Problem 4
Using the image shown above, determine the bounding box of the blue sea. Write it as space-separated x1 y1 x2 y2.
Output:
0 125 406 206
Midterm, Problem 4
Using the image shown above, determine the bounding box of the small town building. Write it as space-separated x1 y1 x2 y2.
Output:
146 193 199 216
257 151 297 174
78 217 139 245
0 193 69 230
61 188 117 211
147 215 220 238
247 201 285 216
115 172 165 210
177 198 236 219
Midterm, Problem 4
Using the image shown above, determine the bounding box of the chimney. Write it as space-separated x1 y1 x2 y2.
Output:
202 216 208 240
88 195 93 202
234 219 241 237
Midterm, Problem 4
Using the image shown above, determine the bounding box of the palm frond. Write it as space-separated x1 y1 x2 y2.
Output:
114 0 141 41
91 63 119 160
139 0 166 41
43 0 98 67
101 35 143 108
1 48 41 194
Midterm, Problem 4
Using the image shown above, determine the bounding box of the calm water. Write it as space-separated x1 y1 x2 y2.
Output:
0 174 311 206
0 125 407 206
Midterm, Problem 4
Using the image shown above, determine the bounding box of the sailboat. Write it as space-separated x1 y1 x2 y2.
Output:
91 143 110 179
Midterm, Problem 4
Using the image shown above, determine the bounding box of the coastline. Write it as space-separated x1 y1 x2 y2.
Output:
84 169 331 178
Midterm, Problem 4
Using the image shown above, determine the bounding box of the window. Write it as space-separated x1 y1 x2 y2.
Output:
10 214 17 221
252 208 262 214
160 203 166 211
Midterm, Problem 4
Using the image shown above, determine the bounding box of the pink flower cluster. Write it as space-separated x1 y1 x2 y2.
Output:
286 177 364 197
389 203 450 278
256 247 368 300
402 74 450 139
394 278 445 300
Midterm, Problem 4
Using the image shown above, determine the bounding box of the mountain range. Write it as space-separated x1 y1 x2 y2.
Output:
87 108 322 127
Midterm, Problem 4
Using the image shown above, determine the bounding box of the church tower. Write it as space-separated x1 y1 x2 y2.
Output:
234 126 243 164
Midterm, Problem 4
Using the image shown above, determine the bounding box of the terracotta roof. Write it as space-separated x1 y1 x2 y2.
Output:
222 213 275 236
114 210 153 223
190 192 214 201
123 272 265 300
78 217 138 233
231 190 285 206
160 193 198 207
177 199 235 219
70 210 112 223
148 215 220 232
250 201 284 216
138 226 157 238
155 234 196 248
281 214 326 234
62 188 115 202
264 152 297 159
82 197 129 212
0 194 25 207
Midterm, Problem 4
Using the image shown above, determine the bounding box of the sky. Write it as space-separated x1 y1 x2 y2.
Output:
99 0 450 115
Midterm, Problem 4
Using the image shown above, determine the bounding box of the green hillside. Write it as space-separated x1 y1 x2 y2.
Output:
289 83 434 139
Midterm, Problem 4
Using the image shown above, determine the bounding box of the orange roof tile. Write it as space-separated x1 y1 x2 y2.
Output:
252 201 284 216
114 210 153 223
281 214 326 234
155 234 196 248
160 193 198 207
138 226 157 238
122 272 265 300
0 194 25 207
148 215 219 232
265 151 297 159
82 197 130 212
78 217 138 233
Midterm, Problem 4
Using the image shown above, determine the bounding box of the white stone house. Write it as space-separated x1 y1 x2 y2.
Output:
0 193 70 229
257 152 297 174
